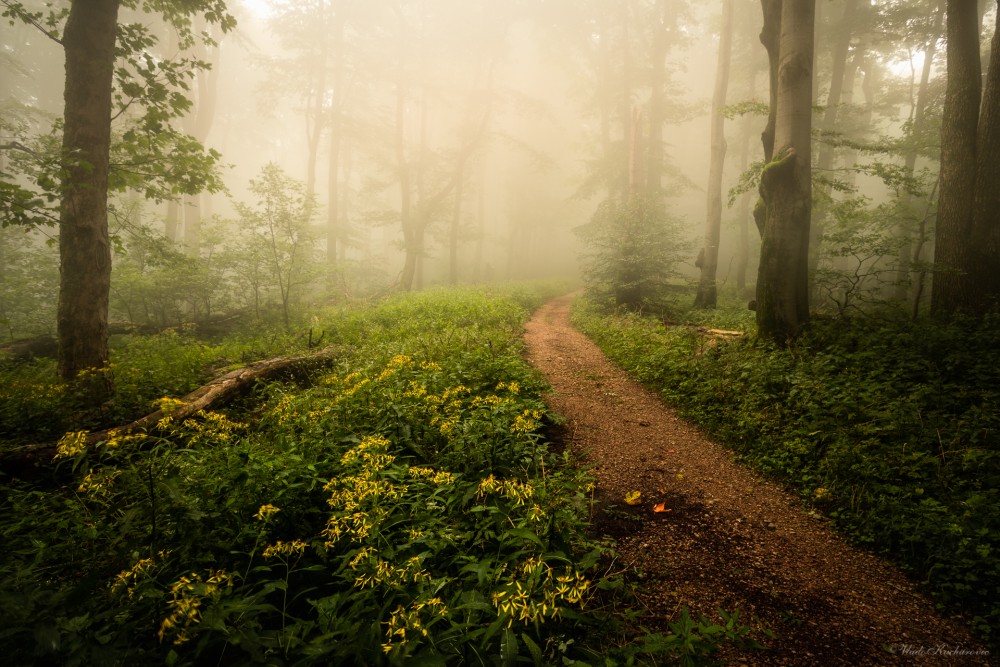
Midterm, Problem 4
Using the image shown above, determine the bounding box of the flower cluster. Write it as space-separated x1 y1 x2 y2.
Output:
349 547 432 590
381 596 448 654
157 569 233 645
478 473 535 506
111 557 155 598
55 431 88 459
262 540 309 559
491 557 591 627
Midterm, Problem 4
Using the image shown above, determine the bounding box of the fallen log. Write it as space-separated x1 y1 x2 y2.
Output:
0 347 338 479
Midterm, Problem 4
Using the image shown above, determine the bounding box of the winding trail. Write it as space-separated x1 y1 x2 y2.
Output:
523 293 992 666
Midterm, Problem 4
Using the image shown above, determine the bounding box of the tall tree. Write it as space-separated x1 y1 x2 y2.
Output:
756 0 815 343
931 0 1000 316
5 0 234 400
694 0 734 309
57 0 120 398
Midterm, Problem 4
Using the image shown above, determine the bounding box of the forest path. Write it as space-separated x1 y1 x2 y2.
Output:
522 293 991 666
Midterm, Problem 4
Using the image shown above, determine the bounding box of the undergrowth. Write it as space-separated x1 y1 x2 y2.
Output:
573 295 1000 648
0 286 755 666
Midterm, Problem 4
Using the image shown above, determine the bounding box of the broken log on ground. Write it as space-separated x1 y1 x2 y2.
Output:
0 347 337 479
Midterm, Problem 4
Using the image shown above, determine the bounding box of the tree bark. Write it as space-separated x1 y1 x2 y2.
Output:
694 0 734 309
754 0 782 238
969 1 1000 311
57 0 120 402
932 0 981 316
756 0 814 344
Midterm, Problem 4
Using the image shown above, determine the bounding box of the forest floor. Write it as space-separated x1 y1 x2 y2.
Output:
523 293 994 666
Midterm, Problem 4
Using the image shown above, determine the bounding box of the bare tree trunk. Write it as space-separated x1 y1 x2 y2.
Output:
327 11 346 268
970 0 1000 311
756 0 814 344
810 0 858 297
58 0 120 402
932 0 981 316
645 0 672 201
695 0 734 309
896 0 944 302
182 21 221 254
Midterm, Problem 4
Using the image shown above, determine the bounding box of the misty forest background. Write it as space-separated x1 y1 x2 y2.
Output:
2 0 1000 665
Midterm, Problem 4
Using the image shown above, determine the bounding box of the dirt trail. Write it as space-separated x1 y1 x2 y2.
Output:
523 293 993 666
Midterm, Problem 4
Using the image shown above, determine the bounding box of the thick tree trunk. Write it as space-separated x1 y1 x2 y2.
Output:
58 0 120 401
758 0 781 165
754 0 782 238
932 0 981 316
756 0 814 344
970 2 1000 311
695 0 734 309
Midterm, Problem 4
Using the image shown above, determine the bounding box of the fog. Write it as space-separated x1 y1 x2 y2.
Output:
3 0 995 332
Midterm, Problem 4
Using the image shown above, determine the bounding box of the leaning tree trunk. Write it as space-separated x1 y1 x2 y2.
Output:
58 0 120 402
756 0 814 344
932 0 981 317
695 0 734 309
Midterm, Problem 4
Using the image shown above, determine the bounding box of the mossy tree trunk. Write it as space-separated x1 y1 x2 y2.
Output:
755 0 814 344
57 0 121 402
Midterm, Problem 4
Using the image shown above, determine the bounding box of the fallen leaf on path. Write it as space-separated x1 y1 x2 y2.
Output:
624 490 642 505
653 503 670 513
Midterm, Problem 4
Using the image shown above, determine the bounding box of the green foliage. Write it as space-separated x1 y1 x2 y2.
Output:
574 296 1000 647
0 288 757 664
0 226 58 339
576 196 689 312
1 0 233 231
228 164 323 330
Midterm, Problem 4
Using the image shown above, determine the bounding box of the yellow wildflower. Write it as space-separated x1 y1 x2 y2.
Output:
262 540 309 559
55 431 88 459
255 504 280 521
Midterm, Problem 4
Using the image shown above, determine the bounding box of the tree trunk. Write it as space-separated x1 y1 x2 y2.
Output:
694 0 734 309
970 1 1000 311
932 0 981 316
754 0 782 237
896 0 944 302
327 11 346 268
58 0 120 402
810 0 858 299
645 0 672 201
756 0 814 344
182 21 221 254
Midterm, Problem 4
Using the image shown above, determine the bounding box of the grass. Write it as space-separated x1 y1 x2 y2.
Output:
572 292 1000 647
0 284 756 666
